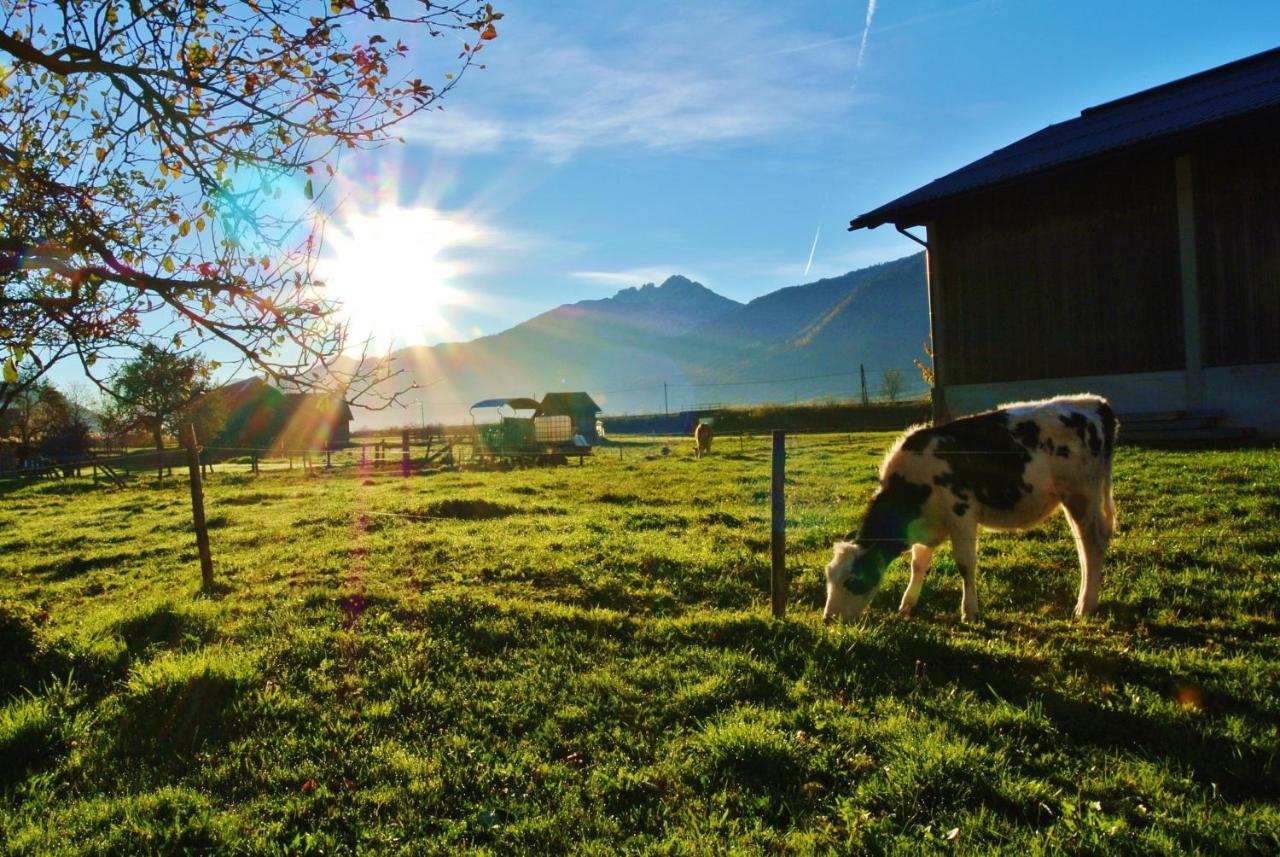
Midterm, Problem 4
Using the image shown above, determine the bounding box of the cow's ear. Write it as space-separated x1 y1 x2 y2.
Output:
830 541 857 563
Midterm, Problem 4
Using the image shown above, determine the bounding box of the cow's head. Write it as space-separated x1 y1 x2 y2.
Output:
823 541 884 622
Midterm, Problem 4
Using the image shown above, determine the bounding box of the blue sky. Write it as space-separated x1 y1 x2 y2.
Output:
311 0 1280 351
37 0 1280 395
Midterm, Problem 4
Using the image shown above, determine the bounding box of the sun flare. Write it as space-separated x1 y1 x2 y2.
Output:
317 205 478 352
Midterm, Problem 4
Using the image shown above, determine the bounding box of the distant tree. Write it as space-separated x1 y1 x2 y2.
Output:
0 1 501 408
880 368 905 403
913 338 935 389
38 390 95 462
183 388 230 450
0 368 68 445
108 346 213 479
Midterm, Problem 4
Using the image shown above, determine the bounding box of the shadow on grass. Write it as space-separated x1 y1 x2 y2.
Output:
28 546 169 580
863 622 1278 802
640 612 1278 804
112 603 219 660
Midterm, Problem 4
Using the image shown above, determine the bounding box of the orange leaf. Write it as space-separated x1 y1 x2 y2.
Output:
480 24 497 40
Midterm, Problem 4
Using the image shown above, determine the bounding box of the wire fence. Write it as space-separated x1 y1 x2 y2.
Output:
7 427 1269 555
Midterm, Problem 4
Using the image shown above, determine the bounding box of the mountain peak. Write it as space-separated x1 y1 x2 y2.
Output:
611 273 711 303
658 274 696 290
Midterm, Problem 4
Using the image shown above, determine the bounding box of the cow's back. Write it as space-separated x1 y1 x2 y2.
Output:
880 395 1116 531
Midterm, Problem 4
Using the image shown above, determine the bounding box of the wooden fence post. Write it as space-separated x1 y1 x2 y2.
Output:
771 430 787 619
401 429 410 477
326 447 332 469
183 425 215 590
251 452 259 476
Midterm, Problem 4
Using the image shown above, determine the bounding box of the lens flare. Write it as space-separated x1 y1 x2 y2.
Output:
316 205 478 351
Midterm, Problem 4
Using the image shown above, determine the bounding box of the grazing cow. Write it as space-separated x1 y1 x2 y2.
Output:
694 422 714 459
824 395 1117 623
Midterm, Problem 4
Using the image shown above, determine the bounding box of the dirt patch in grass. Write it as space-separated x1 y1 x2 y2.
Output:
216 492 281 507
596 492 640 505
424 499 519 520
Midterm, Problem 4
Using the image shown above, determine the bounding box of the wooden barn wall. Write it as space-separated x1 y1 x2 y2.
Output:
1192 116 1280 367
932 158 1184 386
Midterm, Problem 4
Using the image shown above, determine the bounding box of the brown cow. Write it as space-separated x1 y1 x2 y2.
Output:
693 422 714 459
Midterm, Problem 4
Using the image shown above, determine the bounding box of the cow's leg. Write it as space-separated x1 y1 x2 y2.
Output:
1065 494 1109 617
951 522 980 621
898 544 934 617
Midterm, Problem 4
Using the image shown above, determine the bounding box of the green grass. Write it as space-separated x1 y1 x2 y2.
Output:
1 433 1277 854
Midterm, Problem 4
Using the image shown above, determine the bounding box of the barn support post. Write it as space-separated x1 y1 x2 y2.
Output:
182 424 215 590
770 430 787 619
1175 155 1205 409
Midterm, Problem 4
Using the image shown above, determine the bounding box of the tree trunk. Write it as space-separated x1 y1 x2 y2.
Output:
154 423 164 483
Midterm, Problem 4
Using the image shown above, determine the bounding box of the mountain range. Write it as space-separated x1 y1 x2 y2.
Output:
350 252 929 428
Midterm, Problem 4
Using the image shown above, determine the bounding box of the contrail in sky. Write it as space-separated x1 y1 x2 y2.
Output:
853 0 879 89
804 225 821 276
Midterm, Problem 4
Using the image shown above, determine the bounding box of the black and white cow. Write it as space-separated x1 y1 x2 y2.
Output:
824 395 1118 622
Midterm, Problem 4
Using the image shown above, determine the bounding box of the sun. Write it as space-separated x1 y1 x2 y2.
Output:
316 205 477 352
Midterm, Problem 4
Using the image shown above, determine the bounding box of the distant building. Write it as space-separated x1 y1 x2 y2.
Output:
849 48 1280 435
218 378 353 450
536 392 602 443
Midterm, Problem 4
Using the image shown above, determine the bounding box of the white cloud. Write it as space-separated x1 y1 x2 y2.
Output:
570 267 702 288
404 4 858 161
408 107 507 154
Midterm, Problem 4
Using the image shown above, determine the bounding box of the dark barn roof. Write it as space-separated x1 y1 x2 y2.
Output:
536 392 601 417
471 397 541 411
850 47 1280 230
216 378 352 449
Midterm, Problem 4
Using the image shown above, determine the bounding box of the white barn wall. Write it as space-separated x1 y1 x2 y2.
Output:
942 363 1280 436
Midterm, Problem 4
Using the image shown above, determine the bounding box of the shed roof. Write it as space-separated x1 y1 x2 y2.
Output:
536 392 601 416
471 397 541 411
849 47 1280 231
284 393 354 422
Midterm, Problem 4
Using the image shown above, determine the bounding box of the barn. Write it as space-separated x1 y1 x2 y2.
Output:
218 378 354 450
849 48 1280 437
536 392 602 443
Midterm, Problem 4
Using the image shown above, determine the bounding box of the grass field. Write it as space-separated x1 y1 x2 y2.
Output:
1 432 1278 854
